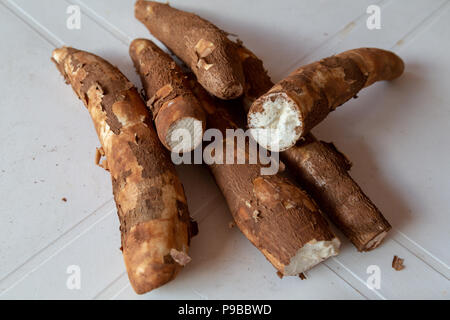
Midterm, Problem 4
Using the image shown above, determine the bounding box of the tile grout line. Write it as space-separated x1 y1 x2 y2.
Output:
68 0 131 46
386 0 450 279
323 262 370 300
393 231 450 279
391 0 450 51
69 0 186 62
273 0 391 79
0 189 221 297
0 199 115 281
14 0 450 297
93 271 127 300
271 0 450 277
190 193 222 222
0 0 221 298
31 0 394 299
0 199 116 296
328 258 387 300
3 0 449 299
275 0 449 79
1 0 64 47
94 201 225 300
110 282 131 300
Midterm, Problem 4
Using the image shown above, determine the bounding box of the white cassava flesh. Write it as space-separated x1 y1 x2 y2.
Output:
284 238 340 275
166 117 204 153
248 93 302 152
364 231 388 251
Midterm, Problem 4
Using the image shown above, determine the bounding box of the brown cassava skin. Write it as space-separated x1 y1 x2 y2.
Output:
135 0 245 100
190 80 339 275
52 47 193 294
282 136 391 251
236 45 274 113
239 45 391 251
132 45 339 273
248 48 404 141
129 38 206 152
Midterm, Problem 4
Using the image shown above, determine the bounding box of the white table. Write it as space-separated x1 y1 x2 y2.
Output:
0 0 449 299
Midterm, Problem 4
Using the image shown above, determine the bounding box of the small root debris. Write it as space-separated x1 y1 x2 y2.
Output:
61 197 67 202
252 210 261 222
276 271 284 279
299 273 307 280
99 159 109 171
392 255 405 271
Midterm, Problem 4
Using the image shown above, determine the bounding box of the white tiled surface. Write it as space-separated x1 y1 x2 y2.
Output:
0 0 449 299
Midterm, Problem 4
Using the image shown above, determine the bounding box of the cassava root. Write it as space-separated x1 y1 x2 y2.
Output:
52 47 195 294
281 136 391 251
248 48 404 151
190 77 341 275
135 0 245 100
238 44 392 251
129 38 206 153
134 1 393 252
133 43 341 274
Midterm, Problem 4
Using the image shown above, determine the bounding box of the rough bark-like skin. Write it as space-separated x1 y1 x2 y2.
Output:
129 38 206 152
239 45 391 251
191 81 339 275
52 47 193 294
248 48 404 139
135 0 245 100
236 45 274 112
282 136 391 251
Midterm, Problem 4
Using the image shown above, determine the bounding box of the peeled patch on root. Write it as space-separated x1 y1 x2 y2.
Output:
197 58 214 71
195 39 216 58
166 117 204 153
364 231 388 251
283 238 340 276
249 93 302 151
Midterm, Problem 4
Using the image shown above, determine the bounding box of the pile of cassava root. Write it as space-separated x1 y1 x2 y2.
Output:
52 1 404 294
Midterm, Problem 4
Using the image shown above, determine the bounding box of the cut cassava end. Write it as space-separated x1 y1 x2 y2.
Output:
190 79 340 276
238 44 391 251
52 47 194 294
165 116 204 152
129 38 205 153
248 92 302 152
284 238 341 275
281 135 391 251
248 47 404 151
135 0 245 99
